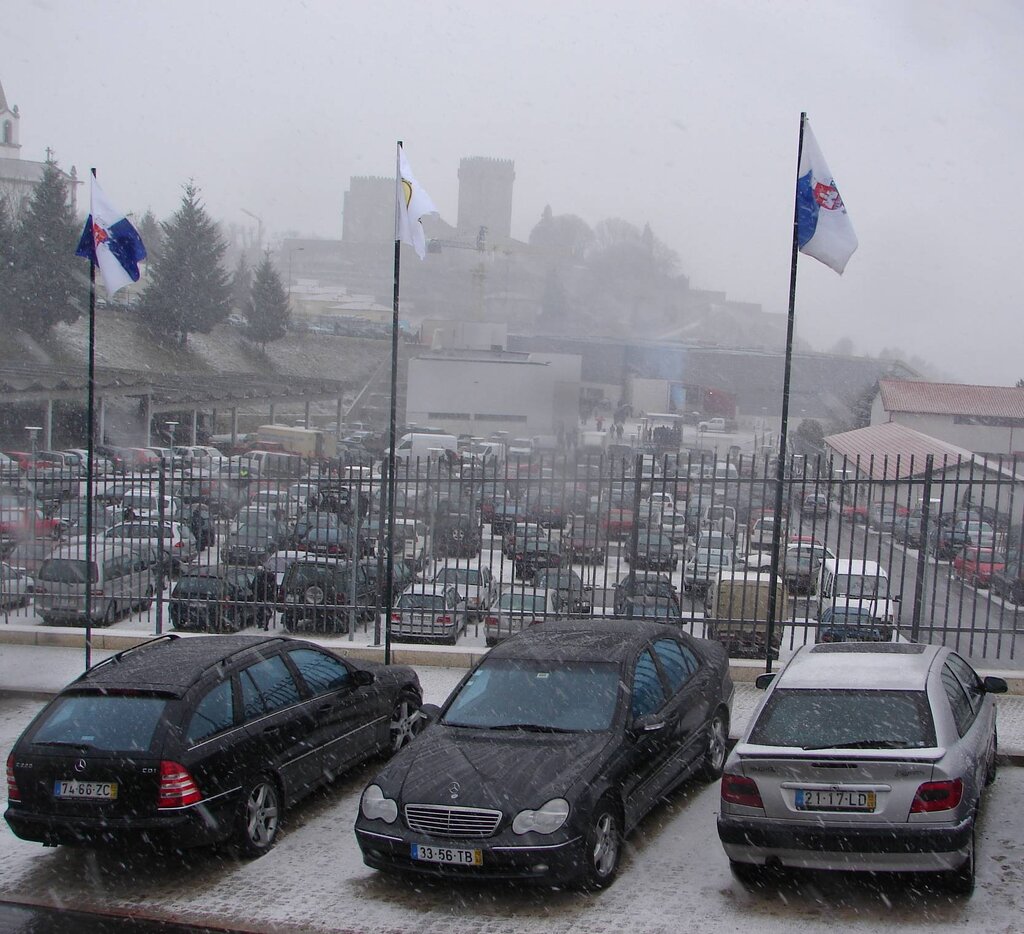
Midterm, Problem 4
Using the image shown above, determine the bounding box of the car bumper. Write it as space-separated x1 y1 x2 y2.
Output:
5 797 236 850
355 825 587 882
717 813 973 873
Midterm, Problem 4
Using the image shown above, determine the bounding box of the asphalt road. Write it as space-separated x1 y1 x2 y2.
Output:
3 696 1024 934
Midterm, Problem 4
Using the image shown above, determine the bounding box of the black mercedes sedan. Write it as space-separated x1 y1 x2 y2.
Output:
354 619 733 889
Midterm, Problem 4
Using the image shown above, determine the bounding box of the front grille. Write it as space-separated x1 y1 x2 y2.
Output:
405 803 502 838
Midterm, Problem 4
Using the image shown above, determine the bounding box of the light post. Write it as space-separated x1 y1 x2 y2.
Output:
165 419 178 515
25 426 41 506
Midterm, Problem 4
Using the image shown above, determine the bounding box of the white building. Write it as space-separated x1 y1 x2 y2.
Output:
406 348 581 441
871 379 1024 458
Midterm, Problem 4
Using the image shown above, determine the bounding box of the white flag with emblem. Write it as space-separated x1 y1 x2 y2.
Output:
395 146 438 260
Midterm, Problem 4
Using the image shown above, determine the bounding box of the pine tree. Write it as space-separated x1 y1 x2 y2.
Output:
0 196 15 325
10 161 81 332
139 182 231 345
231 253 252 312
245 253 291 350
136 210 163 265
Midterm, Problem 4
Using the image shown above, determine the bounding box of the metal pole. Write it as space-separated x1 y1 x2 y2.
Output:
911 455 934 641
383 141 404 666
764 112 806 674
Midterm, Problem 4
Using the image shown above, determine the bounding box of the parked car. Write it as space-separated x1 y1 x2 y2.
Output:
719 642 1006 894
816 605 892 643
355 619 734 888
990 560 1024 604
280 558 376 633
514 539 562 580
613 572 680 616
170 565 277 632
628 531 678 572
484 587 561 646
683 548 734 596
222 518 289 566
432 565 497 618
616 596 683 622
565 522 608 564
391 583 468 644
103 519 198 572
532 568 592 616
0 561 34 608
953 545 1005 588
0 506 62 546
5 634 423 856
433 513 482 559
800 493 830 517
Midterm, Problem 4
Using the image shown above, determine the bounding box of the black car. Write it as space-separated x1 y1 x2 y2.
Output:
433 513 481 559
355 620 733 888
565 524 607 564
628 532 678 572
532 568 592 615
613 572 680 616
514 539 562 580
170 565 278 632
990 560 1024 604
280 558 376 633
222 519 289 565
5 634 422 855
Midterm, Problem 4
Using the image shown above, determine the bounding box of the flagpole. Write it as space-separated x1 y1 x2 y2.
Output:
764 112 806 674
83 168 98 670
383 141 403 666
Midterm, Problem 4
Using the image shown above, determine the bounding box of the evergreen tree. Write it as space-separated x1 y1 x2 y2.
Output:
0 196 15 324
231 253 252 312
139 182 231 345
10 161 81 332
245 253 291 349
136 210 163 265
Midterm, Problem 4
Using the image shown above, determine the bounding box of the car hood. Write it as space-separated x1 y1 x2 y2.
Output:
382 724 611 809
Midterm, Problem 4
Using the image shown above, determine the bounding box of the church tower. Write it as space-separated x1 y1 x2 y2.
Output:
0 77 21 156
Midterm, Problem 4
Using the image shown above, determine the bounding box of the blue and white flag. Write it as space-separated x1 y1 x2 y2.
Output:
75 178 147 294
796 117 857 275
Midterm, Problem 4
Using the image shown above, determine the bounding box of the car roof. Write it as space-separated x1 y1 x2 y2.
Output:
487 619 684 664
777 643 940 691
68 635 295 695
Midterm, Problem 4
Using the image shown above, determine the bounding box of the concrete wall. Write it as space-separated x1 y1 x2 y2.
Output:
629 378 669 414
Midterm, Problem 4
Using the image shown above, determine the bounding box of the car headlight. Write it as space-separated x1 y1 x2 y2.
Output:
360 784 398 823
512 797 570 835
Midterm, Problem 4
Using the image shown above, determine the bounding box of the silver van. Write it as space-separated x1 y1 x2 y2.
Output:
35 540 157 625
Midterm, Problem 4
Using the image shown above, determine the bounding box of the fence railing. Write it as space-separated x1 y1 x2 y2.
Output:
2 449 1023 667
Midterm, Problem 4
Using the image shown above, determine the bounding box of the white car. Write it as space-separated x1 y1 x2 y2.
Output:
432 565 496 617
718 642 1006 893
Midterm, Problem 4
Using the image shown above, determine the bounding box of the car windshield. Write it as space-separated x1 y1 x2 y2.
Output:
748 688 936 749
435 569 481 585
29 692 169 753
838 574 885 597
174 575 229 597
443 658 620 732
499 593 548 612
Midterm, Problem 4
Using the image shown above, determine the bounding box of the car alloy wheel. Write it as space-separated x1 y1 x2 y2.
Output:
236 774 281 857
698 709 729 781
389 691 423 755
581 799 622 889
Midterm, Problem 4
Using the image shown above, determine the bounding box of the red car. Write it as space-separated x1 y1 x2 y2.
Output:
954 546 1005 588
0 506 62 543
600 506 635 539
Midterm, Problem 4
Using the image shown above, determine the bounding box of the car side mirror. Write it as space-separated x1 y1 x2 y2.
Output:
755 673 776 690
352 669 375 688
419 703 442 723
631 713 667 734
983 676 1008 694
893 595 902 603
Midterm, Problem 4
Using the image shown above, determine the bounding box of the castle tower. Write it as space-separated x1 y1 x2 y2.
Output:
342 176 395 243
457 157 515 243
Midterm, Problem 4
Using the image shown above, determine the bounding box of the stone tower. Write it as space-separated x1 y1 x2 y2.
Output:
457 157 515 243
342 176 395 243
0 77 22 157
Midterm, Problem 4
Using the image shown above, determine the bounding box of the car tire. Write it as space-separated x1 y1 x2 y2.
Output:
697 707 729 782
388 690 423 756
235 773 281 858
140 586 154 611
101 599 116 626
986 727 998 786
944 818 976 896
578 797 622 890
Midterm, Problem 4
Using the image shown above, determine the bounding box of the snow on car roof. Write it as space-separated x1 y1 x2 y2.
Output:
778 643 937 691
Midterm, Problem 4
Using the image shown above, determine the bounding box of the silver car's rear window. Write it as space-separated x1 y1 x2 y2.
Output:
749 689 936 750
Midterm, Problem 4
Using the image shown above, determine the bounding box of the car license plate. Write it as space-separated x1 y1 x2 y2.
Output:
795 789 875 812
411 844 482 866
54 780 118 800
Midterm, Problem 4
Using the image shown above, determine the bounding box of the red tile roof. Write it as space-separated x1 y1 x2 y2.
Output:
879 379 1024 419
824 422 976 481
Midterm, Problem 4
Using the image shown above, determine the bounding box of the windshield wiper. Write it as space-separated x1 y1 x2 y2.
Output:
488 723 576 733
802 739 910 750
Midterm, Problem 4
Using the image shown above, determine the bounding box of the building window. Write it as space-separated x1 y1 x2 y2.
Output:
427 412 472 420
473 414 528 422
2 121 11 145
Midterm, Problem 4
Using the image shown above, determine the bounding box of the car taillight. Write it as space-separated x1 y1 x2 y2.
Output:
436 615 451 624
484 616 499 627
391 613 402 621
91 588 105 597
157 760 202 808
173 540 184 548
34 585 46 595
721 772 764 808
7 752 20 802
910 778 963 813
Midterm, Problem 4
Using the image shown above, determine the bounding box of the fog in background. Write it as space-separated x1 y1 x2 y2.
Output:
7 0 1024 382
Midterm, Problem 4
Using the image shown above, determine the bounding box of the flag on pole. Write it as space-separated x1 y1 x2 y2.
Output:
796 117 857 274
395 145 438 260
75 178 147 293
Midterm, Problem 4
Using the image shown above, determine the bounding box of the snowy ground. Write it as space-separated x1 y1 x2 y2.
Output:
2 691 1024 934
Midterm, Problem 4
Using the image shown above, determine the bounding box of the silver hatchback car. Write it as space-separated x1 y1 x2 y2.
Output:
718 642 1006 894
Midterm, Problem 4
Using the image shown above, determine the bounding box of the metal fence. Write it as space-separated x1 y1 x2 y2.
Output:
3 449 1023 667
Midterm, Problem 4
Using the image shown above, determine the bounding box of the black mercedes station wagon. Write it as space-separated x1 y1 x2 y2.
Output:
5 634 422 856
355 619 733 888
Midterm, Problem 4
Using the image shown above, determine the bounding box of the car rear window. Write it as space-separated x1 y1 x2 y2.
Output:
748 688 936 749
398 594 445 611
30 692 169 752
37 558 96 584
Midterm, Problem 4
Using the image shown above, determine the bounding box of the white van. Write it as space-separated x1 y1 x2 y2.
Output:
819 558 898 624
391 433 458 464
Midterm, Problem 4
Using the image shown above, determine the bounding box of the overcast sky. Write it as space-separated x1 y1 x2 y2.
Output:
7 0 1024 383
